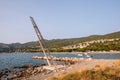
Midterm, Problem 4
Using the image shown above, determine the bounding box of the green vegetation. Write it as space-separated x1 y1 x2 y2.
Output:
0 31 120 52
48 60 120 80
76 39 120 52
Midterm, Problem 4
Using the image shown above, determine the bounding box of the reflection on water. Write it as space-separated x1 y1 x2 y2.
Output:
0 53 120 69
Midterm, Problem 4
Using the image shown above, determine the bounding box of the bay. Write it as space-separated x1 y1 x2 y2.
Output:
0 53 120 69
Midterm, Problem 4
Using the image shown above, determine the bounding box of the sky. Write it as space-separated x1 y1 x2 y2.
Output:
0 0 120 43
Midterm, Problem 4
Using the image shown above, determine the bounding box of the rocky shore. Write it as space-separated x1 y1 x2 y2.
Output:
0 62 72 80
0 64 53 80
28 59 118 80
1 59 118 80
1 55 85 80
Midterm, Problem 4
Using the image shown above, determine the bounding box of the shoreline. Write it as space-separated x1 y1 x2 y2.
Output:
0 51 120 54
0 59 119 80
50 51 120 54
28 59 118 80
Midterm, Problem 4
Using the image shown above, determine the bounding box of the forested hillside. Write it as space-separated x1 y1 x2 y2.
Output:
0 31 120 52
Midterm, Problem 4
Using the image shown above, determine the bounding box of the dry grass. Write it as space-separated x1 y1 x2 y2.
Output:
114 60 120 68
47 60 120 80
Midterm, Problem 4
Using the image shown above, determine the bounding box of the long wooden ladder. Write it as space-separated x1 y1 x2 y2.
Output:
30 16 52 66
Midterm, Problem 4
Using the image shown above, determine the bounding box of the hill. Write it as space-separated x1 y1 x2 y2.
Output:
46 31 120 49
0 31 120 52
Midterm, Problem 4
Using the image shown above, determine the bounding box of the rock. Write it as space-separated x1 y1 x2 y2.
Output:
0 64 54 80
32 56 82 64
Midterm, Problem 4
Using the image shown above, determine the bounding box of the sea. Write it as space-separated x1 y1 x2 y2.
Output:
0 53 120 70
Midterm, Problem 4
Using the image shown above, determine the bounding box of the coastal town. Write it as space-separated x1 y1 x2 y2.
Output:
63 38 120 49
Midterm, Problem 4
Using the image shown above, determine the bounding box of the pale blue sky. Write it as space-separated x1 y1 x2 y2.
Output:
0 0 120 43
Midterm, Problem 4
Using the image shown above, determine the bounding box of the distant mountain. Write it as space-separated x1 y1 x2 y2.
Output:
0 31 120 52
0 43 9 52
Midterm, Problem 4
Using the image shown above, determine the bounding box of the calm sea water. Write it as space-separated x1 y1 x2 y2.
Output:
0 53 120 69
